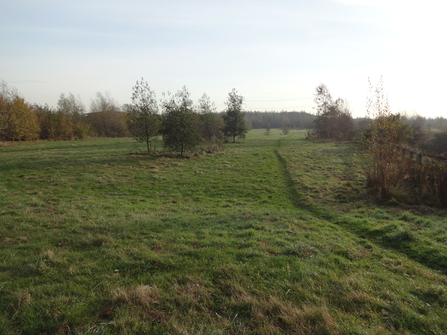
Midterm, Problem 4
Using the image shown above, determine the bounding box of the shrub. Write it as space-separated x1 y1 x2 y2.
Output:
408 160 447 207
361 77 413 199
307 84 354 141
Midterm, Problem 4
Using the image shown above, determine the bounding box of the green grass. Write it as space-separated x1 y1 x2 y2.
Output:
1 131 447 334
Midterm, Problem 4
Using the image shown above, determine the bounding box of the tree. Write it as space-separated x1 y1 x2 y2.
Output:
160 86 201 155
127 78 161 152
0 81 39 141
365 77 412 145
0 96 40 141
57 93 90 139
88 92 128 137
34 104 58 140
308 84 353 141
222 88 248 143
265 123 271 135
362 77 413 199
197 93 223 144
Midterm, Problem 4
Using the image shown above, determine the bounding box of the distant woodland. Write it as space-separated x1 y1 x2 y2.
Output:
1 79 447 158
243 111 315 129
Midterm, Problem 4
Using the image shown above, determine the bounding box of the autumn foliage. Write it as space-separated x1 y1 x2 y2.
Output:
0 82 39 141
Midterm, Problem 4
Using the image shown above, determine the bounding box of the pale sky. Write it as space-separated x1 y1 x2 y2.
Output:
1 0 446 118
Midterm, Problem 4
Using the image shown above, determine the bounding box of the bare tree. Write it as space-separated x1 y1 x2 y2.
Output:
88 92 128 137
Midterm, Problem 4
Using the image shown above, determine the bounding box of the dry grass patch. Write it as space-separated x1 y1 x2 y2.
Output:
171 278 213 313
113 285 160 308
8 291 32 317
224 283 338 334
39 249 55 260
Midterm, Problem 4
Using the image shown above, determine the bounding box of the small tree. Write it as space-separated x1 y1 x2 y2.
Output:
34 104 52 139
265 123 271 136
0 81 39 141
197 93 223 145
363 77 413 199
160 86 201 156
0 96 40 141
308 84 354 141
88 92 128 137
222 88 248 143
57 93 90 139
365 77 412 145
127 78 161 153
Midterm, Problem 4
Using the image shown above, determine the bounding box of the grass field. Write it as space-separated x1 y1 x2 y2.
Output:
1 130 447 334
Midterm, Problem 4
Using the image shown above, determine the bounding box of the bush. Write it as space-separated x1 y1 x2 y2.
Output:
408 160 447 207
1 82 40 141
362 78 413 199
364 142 412 199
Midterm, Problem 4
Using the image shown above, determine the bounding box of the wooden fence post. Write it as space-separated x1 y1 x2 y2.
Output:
416 152 422 164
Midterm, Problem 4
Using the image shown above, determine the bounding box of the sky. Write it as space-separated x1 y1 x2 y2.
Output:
1 0 446 118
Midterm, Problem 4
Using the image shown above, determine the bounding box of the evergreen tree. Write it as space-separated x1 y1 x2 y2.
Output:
160 86 201 155
222 88 248 143
197 93 223 144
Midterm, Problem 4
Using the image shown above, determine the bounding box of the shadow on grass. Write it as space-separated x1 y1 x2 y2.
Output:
274 148 335 221
276 139 447 275
334 216 447 275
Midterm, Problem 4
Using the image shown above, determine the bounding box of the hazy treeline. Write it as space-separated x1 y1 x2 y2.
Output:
244 111 315 130
401 116 447 156
2 78 446 152
0 80 314 142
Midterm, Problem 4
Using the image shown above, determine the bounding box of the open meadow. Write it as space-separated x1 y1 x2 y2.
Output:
1 130 447 334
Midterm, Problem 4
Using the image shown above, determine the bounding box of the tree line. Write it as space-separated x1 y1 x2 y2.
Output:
244 111 315 130
1 80 128 141
0 79 249 155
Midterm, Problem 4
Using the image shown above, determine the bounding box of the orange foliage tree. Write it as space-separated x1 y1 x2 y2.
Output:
0 81 40 141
